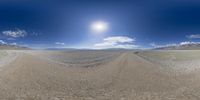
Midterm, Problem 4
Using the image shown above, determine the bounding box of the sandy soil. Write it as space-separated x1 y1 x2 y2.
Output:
0 50 200 100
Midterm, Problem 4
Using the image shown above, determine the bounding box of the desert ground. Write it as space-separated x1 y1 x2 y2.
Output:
0 50 200 100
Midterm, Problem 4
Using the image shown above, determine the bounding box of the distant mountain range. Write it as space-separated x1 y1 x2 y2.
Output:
2 43 200 50
154 43 200 50
0 44 30 50
45 48 82 50
45 47 136 51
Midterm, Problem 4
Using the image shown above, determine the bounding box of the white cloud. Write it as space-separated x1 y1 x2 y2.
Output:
187 34 200 39
55 42 65 45
180 41 200 45
0 40 7 44
0 40 20 46
103 36 134 43
94 36 137 49
2 29 27 38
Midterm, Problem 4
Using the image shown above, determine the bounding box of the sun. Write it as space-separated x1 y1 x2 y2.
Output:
91 21 108 33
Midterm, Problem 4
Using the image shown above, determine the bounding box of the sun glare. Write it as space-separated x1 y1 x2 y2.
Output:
91 21 108 33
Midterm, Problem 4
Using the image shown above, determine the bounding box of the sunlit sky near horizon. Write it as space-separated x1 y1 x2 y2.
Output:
0 0 200 49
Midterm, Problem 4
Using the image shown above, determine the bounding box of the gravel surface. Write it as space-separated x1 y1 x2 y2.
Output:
0 50 200 99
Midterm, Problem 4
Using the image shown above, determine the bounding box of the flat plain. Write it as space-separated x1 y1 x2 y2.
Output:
0 50 200 100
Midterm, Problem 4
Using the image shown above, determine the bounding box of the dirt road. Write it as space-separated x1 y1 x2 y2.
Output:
0 51 200 100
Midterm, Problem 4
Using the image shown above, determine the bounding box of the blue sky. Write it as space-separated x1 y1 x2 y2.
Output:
0 0 200 49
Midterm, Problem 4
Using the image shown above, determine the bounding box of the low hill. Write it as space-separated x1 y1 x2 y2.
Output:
155 43 200 50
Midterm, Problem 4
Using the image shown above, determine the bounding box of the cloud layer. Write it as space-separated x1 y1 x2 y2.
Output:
55 42 65 45
2 29 27 38
187 34 200 39
94 36 137 49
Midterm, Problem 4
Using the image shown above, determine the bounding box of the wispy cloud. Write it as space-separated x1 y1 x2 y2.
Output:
10 42 17 45
150 42 177 48
2 29 27 38
187 34 200 39
55 42 65 45
94 36 138 49
29 32 41 37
